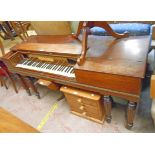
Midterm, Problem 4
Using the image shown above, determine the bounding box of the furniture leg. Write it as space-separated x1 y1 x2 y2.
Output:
17 74 31 96
2 78 8 89
3 22 14 40
103 95 112 123
126 101 137 129
25 77 40 99
7 73 18 93
0 77 8 89
0 78 3 87
150 48 155 72
0 39 5 56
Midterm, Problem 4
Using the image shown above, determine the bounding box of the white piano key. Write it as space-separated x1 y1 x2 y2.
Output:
16 61 75 78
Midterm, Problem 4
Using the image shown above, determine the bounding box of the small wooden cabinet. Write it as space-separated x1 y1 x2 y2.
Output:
60 86 105 123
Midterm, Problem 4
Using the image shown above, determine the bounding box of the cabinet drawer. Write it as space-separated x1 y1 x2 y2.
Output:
71 106 102 120
69 102 102 115
65 94 100 107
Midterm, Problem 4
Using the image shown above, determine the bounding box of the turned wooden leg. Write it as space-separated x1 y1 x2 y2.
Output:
0 78 3 87
103 95 112 123
2 78 8 89
126 102 137 129
17 74 31 96
25 77 40 99
0 39 5 56
0 77 8 89
7 73 18 93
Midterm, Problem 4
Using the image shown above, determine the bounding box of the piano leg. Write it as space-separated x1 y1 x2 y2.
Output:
103 95 112 123
126 101 137 129
25 77 41 99
17 74 31 96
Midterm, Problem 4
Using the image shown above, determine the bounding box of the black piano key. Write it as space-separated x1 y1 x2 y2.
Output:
50 64 57 70
67 67 72 73
35 62 40 67
58 65 63 71
45 64 50 69
38 62 44 67
36 62 42 67
31 62 36 66
33 62 38 67
29 60 35 66
65 66 70 72
55 64 60 70
24 60 30 65
40 63 46 68
26 61 32 66
52 66 57 70
45 64 50 68
47 64 52 69
70 67 74 73
19 59 26 64
22 59 28 65
55 65 60 70
27 61 33 66
64 66 69 72
42 64 47 68
53 64 58 70
61 66 67 71
49 64 54 69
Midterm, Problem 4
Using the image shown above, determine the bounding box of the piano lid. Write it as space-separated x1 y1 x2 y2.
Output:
11 35 82 57
75 35 151 78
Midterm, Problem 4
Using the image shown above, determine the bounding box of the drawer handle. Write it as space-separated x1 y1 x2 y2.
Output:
79 105 84 110
82 112 86 116
77 98 82 103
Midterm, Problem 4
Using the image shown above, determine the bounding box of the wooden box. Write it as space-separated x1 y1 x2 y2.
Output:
60 86 105 123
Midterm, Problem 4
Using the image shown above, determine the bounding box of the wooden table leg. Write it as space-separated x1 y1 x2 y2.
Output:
126 101 137 129
103 95 112 123
25 77 40 99
16 74 31 96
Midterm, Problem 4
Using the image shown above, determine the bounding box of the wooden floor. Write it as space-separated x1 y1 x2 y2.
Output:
0 107 39 133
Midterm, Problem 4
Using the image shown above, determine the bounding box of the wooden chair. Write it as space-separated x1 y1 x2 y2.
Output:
0 62 18 93
0 42 18 93
0 22 39 97
9 21 30 41
0 21 15 40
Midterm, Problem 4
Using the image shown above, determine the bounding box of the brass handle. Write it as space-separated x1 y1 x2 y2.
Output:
77 98 82 103
82 112 86 116
79 105 84 110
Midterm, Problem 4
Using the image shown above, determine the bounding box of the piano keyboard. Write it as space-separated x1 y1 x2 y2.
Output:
16 59 75 78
